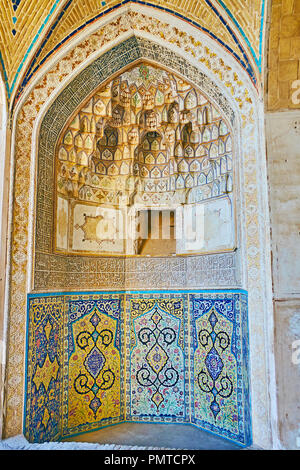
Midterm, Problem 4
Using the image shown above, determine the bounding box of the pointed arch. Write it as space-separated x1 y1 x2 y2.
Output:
5 13 275 451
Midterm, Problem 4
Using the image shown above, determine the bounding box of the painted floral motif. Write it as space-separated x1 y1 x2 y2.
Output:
64 297 123 436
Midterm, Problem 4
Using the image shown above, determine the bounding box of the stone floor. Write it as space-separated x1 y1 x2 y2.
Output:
62 423 244 450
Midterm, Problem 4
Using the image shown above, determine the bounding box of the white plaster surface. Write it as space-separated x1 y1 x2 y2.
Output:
266 110 300 449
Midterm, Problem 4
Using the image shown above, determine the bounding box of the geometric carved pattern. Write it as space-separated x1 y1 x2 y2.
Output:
24 290 251 446
33 251 240 292
71 309 117 420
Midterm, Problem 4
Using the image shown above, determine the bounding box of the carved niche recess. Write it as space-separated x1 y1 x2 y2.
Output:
55 62 235 258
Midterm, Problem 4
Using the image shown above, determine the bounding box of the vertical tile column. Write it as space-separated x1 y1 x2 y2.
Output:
189 292 251 446
24 295 64 442
24 293 125 442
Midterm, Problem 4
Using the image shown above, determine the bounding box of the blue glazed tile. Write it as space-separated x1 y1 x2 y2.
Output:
189 292 252 446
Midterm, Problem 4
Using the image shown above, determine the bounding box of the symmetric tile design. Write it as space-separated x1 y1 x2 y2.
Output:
62 294 125 437
190 292 251 446
125 295 189 423
34 252 239 292
24 291 251 446
24 296 64 443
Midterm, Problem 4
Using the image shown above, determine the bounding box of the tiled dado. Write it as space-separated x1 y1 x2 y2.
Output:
24 290 251 446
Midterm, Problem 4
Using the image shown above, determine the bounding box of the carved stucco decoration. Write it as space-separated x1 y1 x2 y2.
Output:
5 8 273 451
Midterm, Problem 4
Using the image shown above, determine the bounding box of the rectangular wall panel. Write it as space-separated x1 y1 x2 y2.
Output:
24 290 251 447
190 292 251 446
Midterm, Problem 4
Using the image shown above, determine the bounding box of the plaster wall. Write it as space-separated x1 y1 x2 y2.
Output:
266 110 300 449
267 0 300 111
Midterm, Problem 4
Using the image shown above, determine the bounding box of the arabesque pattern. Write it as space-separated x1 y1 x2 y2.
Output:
126 296 189 422
6 8 271 451
24 291 251 446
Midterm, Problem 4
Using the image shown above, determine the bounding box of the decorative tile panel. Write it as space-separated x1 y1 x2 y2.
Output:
24 290 251 446
61 294 125 438
24 296 64 443
190 292 251 446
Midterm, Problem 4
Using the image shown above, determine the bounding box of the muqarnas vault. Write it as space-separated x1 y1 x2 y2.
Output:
24 291 251 446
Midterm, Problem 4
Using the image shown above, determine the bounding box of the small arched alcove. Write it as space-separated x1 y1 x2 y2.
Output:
55 62 235 258
20 25 268 449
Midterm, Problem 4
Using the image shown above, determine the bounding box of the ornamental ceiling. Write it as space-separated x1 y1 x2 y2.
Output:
0 0 267 108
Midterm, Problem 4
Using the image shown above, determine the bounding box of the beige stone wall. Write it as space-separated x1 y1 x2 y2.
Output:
0 95 10 439
266 110 300 449
267 0 300 110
